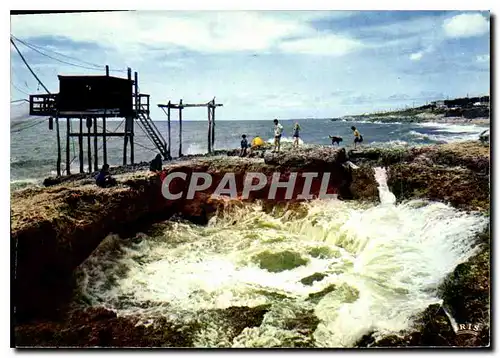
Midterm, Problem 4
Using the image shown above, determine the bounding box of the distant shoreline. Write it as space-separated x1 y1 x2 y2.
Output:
339 102 490 125
337 112 490 125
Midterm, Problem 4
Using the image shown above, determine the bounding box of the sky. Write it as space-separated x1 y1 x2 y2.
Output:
10 10 490 121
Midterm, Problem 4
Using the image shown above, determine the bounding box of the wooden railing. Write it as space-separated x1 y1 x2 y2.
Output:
29 94 58 116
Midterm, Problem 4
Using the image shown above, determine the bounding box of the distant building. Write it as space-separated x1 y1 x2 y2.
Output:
473 101 489 107
431 100 447 109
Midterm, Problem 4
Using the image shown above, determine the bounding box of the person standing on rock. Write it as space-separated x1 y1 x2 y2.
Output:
293 122 301 148
351 126 363 149
273 119 284 153
240 134 249 157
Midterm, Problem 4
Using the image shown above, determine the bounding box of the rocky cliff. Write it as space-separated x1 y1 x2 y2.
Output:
12 141 490 347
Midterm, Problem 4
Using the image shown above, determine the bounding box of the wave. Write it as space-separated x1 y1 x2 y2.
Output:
412 122 489 143
266 136 304 145
10 178 41 191
184 143 208 155
369 140 410 147
10 158 55 168
407 130 430 140
416 122 488 133
349 119 403 125
425 133 482 144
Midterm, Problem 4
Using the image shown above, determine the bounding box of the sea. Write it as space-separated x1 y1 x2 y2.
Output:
10 116 489 189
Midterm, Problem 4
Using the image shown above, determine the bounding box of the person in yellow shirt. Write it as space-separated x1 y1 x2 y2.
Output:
351 126 363 149
251 136 264 149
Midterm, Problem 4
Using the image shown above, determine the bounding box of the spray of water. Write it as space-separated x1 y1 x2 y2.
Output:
75 168 487 347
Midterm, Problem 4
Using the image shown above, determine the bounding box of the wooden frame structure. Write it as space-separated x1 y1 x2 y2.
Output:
158 99 223 157
29 66 169 176
28 66 222 177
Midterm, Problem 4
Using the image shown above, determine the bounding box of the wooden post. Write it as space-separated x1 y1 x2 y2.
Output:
106 65 109 76
79 117 84 173
130 125 134 164
167 101 171 158
93 117 98 171
211 100 216 150
132 71 138 165
179 99 183 157
103 115 107 166
125 67 132 166
87 118 92 173
123 119 128 167
134 72 139 110
207 104 212 154
66 118 70 175
123 134 128 166
123 117 130 166
56 115 61 177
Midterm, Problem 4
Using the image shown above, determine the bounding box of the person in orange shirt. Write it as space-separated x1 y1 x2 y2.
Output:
351 126 363 149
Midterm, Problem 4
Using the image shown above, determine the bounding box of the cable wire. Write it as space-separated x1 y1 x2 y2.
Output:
134 141 158 153
12 35 127 73
15 38 107 71
11 118 48 133
10 37 50 94
96 119 125 152
12 35 105 69
11 82 31 96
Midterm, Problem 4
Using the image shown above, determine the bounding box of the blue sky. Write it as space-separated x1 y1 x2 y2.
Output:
10 10 490 121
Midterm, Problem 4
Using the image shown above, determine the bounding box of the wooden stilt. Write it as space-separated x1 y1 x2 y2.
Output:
129 67 135 164
93 117 98 171
157 99 223 158
211 100 216 150
207 105 212 154
79 117 84 173
103 115 107 166
123 117 129 166
123 136 129 165
130 127 134 164
87 118 92 173
132 71 138 164
56 116 61 177
167 101 171 158
66 118 70 175
179 99 183 157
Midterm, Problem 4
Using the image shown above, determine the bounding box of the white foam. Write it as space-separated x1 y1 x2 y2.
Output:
373 167 396 205
266 136 304 145
184 143 207 155
408 130 430 140
75 172 488 347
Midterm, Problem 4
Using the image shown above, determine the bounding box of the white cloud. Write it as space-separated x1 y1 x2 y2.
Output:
410 45 435 61
476 54 490 63
409 45 434 61
10 11 360 57
409 52 423 61
279 34 364 56
443 13 489 38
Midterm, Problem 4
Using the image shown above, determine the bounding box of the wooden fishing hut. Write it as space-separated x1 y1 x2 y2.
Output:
28 66 168 176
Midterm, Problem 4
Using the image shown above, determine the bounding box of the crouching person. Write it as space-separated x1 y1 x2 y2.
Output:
150 153 163 172
95 164 117 188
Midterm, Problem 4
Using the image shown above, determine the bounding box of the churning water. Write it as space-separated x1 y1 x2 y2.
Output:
75 168 487 347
